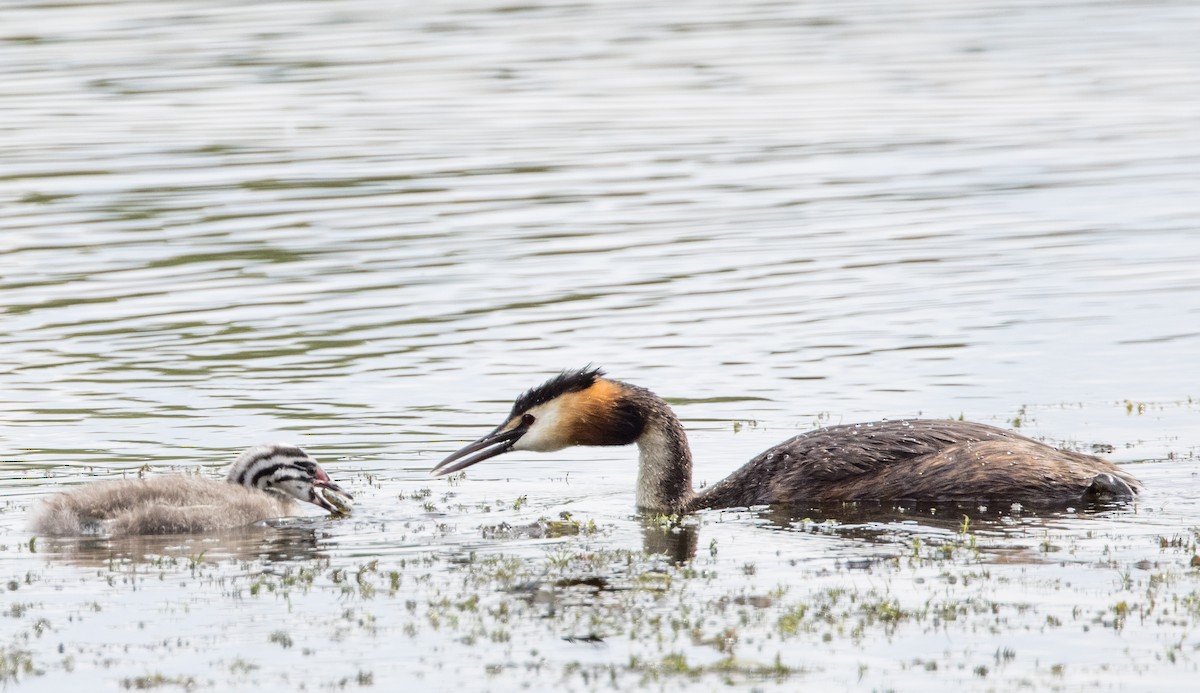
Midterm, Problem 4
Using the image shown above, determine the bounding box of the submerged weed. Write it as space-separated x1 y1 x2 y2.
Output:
0 647 39 683
119 673 197 690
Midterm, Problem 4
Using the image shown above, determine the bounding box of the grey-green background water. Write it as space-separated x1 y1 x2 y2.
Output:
2 0 1200 690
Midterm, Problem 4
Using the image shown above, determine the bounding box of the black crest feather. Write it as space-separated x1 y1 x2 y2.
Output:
510 366 604 416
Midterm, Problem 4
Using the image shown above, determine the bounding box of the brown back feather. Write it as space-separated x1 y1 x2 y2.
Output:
693 419 1138 509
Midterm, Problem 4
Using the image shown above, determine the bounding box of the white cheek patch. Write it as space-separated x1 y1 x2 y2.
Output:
512 401 570 452
266 479 313 504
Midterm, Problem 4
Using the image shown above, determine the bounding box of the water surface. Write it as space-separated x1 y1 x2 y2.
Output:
2 0 1200 690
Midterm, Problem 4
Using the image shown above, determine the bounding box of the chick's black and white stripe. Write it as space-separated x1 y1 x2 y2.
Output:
227 444 317 490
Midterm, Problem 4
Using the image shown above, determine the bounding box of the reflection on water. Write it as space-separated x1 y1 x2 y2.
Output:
34 523 331 567
641 516 701 564
2 0 1200 689
759 497 1139 534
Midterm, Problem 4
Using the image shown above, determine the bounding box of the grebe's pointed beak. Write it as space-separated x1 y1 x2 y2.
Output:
432 420 530 477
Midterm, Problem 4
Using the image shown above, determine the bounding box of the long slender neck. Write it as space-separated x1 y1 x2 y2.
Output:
631 393 696 513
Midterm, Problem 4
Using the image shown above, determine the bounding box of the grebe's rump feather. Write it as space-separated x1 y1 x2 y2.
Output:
31 475 296 537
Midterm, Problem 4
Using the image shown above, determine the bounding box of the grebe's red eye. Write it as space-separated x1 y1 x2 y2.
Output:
522 414 535 427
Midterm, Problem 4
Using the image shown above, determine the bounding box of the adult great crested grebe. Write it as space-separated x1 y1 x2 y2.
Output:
32 443 353 536
432 367 1140 513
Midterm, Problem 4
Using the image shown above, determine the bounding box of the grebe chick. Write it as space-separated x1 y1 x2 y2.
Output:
32 444 353 537
432 368 1140 513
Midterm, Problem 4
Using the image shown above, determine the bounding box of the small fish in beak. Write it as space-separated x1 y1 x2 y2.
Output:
311 466 354 515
